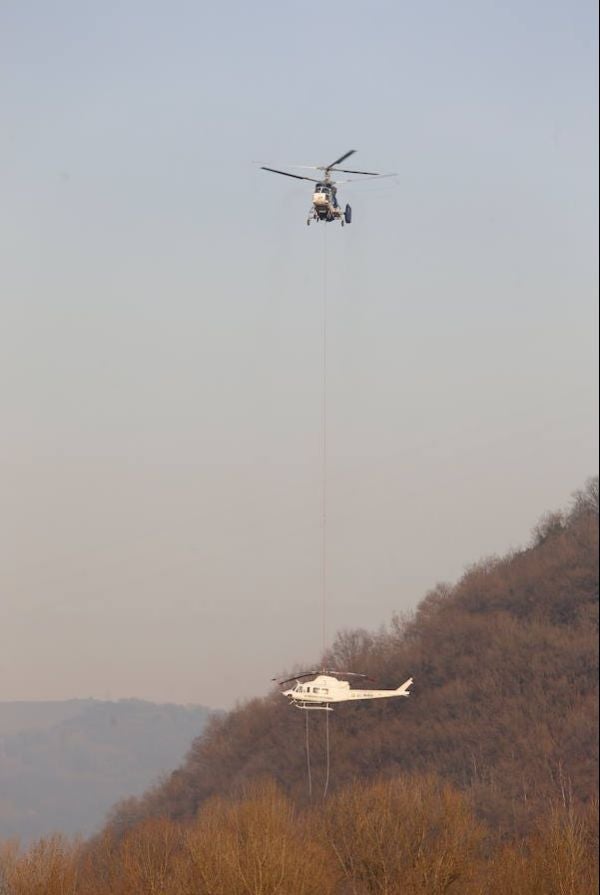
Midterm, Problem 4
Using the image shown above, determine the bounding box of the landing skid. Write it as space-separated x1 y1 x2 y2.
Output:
294 702 334 711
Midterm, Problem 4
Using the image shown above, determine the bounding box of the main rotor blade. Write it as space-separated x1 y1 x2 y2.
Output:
329 167 381 175
273 671 321 686
261 166 320 183
327 671 375 679
333 173 397 184
326 150 356 170
275 165 320 170
273 669 376 686
255 162 321 170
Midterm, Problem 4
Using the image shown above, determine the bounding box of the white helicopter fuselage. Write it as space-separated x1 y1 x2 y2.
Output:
283 674 413 709
307 181 351 226
313 187 331 207
310 182 341 223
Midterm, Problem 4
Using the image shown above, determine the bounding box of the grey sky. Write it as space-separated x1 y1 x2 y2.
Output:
1 1 597 708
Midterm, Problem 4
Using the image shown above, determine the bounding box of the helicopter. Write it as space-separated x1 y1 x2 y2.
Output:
274 670 413 711
260 150 394 226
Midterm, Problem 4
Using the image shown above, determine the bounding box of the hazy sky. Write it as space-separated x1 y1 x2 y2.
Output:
1 1 597 708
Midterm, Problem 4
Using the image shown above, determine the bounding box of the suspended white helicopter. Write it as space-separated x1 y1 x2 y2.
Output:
274 670 413 711
260 150 395 226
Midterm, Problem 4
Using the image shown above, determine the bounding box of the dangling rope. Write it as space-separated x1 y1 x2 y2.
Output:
304 707 332 800
304 226 332 801
321 227 332 801
321 225 328 661
323 708 331 799
305 710 312 799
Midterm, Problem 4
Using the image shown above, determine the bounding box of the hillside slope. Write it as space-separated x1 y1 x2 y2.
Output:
108 479 598 836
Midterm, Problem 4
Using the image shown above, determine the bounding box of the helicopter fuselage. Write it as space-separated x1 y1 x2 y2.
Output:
309 181 349 225
282 674 413 710
313 182 338 214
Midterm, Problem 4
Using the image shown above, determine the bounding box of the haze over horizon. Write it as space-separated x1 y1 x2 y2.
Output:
1 0 597 709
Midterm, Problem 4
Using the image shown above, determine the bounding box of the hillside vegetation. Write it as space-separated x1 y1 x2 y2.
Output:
0 479 597 894
1 778 597 894
107 477 598 838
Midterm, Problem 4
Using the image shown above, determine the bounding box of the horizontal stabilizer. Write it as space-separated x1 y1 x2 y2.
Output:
396 677 413 696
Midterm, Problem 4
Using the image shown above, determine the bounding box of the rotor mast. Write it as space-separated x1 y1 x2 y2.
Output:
321 149 357 185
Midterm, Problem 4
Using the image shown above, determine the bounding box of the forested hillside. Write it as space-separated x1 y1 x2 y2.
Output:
107 478 599 839
1 480 597 894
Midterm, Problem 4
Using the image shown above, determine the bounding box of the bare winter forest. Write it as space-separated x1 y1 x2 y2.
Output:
1 478 597 894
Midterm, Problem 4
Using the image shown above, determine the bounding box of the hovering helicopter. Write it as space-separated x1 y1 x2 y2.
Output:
260 150 394 226
274 670 413 711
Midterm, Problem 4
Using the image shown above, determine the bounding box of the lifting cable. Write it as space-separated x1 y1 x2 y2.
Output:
304 226 332 801
323 707 331 799
321 226 332 800
304 707 331 801
305 710 312 799
321 223 328 660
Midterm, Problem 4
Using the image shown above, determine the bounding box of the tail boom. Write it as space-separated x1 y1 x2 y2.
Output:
342 677 414 702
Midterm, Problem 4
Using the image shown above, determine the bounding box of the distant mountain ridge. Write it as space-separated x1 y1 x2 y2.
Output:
0 699 91 737
0 699 215 843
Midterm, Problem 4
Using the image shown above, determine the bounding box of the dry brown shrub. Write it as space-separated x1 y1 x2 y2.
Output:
75 830 122 895
323 774 483 894
117 817 183 895
181 779 336 895
3 835 79 895
478 800 599 895
0 840 19 894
